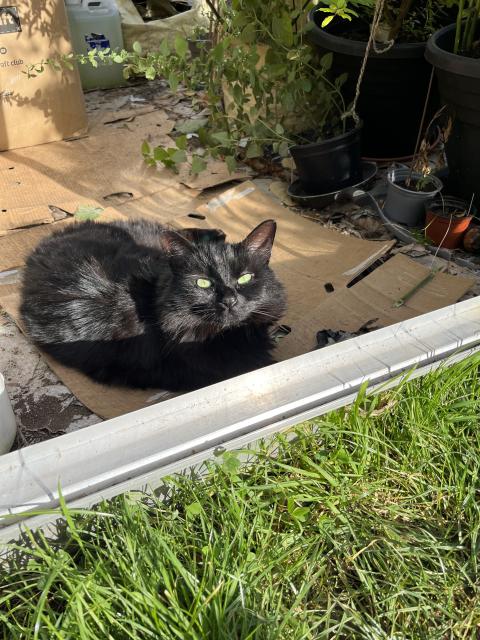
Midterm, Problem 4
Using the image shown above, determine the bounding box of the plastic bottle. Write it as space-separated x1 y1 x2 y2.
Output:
65 0 125 91
0 373 16 455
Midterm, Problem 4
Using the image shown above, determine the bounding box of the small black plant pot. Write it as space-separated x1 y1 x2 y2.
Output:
425 23 480 208
290 125 362 193
307 11 438 159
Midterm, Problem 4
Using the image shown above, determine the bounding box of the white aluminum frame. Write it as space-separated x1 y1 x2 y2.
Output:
1 297 479 543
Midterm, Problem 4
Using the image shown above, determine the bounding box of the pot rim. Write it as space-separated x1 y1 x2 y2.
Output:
387 169 443 196
425 23 480 80
290 122 362 153
427 211 473 222
307 8 427 58
427 195 477 218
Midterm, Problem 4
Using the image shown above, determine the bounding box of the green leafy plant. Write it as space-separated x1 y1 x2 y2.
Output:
27 0 350 175
313 0 456 42
451 0 480 55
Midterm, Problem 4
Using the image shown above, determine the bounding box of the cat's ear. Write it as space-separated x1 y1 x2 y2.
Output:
160 230 193 257
241 220 276 264
180 228 226 243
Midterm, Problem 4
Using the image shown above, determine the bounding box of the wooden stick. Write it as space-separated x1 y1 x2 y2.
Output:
393 271 436 308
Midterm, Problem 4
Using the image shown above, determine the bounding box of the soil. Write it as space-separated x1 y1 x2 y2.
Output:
429 208 468 219
320 7 457 45
396 178 436 193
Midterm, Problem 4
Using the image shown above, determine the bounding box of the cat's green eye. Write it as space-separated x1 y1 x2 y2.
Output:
196 278 212 289
237 273 253 285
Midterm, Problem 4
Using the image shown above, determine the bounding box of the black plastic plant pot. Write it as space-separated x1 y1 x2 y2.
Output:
425 23 480 208
290 125 362 193
307 10 438 159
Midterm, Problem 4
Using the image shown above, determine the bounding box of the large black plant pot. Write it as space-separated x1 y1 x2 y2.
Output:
426 23 480 208
290 125 362 193
307 10 437 159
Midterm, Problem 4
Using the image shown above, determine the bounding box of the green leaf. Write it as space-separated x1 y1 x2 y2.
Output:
225 155 237 174
299 78 312 92
222 453 241 475
240 23 256 44
186 502 202 518
74 205 104 221
278 141 290 157
211 41 225 62
113 54 124 64
265 48 280 65
168 72 179 92
335 72 348 87
171 149 187 165
246 141 262 159
145 66 156 80
174 35 188 59
175 135 188 150
132 41 142 55
153 146 169 162
190 155 207 175
211 131 231 146
321 52 333 71
321 14 334 28
159 38 170 56
272 13 294 47
141 140 151 156
232 83 244 106
292 506 310 522
176 118 209 134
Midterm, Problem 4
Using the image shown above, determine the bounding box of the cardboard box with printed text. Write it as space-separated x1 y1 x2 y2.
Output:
0 0 87 150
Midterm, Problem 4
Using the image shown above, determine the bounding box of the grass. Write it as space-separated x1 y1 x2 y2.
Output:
1 354 480 639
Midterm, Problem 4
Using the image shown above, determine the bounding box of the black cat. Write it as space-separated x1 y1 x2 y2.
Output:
20 218 286 391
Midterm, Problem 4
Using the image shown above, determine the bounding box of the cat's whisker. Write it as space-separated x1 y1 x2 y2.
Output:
252 310 280 320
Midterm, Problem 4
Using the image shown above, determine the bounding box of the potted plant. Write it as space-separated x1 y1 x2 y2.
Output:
383 165 443 227
425 1 480 208
306 0 457 158
425 196 476 249
30 0 363 190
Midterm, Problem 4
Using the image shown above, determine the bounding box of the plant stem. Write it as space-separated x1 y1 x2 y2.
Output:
454 0 465 54
389 0 415 41
465 0 480 53
205 0 222 23
407 67 435 187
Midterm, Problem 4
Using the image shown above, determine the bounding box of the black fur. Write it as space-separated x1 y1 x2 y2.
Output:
20 219 286 391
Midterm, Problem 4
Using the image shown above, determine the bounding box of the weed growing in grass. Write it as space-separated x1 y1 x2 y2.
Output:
1 354 480 639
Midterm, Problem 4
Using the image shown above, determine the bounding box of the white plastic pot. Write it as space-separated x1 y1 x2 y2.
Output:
0 373 16 455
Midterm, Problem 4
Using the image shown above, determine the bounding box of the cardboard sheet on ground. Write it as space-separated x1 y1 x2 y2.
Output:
0 108 252 234
292 253 476 352
0 181 473 420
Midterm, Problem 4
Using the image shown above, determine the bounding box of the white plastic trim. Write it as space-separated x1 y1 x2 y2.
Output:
0 297 479 543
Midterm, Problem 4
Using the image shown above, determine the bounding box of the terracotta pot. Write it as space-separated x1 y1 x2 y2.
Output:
425 197 474 249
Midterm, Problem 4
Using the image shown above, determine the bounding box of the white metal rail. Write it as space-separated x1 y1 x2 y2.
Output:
0 297 479 543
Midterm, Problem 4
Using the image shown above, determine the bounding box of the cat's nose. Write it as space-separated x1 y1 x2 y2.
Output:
219 293 238 310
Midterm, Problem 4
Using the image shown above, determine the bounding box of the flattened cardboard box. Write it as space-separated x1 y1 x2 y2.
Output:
0 0 87 150
0 182 474 420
